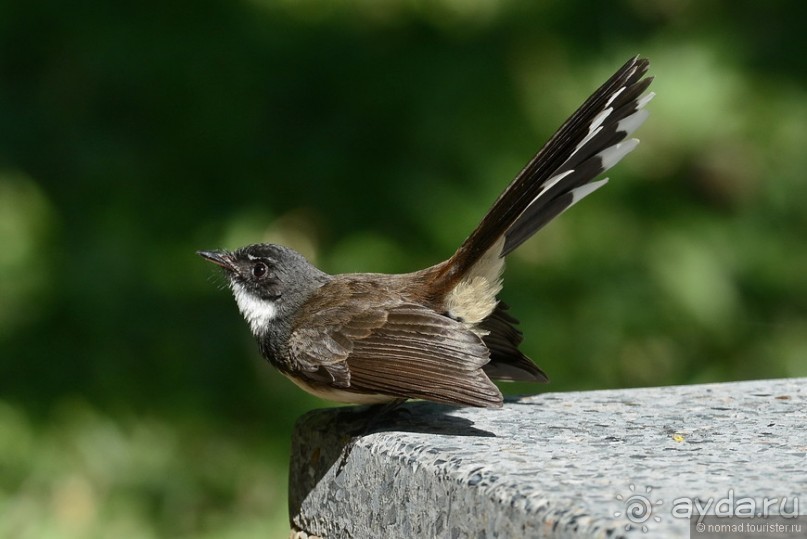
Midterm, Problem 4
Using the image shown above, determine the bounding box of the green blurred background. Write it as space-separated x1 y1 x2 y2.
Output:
1 0 806 536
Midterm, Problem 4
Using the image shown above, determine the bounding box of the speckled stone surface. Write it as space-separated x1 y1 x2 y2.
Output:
289 378 806 538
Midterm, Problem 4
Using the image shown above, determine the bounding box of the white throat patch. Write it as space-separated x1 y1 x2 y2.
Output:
232 283 277 335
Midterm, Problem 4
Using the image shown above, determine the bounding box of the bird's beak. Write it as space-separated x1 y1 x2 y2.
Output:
197 250 237 272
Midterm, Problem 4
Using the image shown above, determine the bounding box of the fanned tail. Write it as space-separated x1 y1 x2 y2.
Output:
438 56 654 288
430 56 654 383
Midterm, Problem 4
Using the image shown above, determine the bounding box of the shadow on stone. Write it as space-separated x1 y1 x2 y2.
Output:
288 401 495 532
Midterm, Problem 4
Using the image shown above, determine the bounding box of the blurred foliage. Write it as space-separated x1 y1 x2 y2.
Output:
0 0 806 536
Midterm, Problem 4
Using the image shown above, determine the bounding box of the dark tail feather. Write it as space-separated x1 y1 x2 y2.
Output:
480 302 549 382
440 56 653 286
502 70 654 255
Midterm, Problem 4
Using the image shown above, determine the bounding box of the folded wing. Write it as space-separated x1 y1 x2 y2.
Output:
288 279 503 407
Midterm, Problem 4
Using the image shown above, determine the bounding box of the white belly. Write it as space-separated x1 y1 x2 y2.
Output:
283 372 398 404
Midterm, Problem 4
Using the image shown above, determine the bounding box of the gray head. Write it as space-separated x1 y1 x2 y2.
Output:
198 243 329 336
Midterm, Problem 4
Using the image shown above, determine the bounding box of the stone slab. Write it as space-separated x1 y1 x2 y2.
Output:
289 378 807 538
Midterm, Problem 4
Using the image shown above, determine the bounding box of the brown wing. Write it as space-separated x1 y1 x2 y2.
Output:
287 278 503 407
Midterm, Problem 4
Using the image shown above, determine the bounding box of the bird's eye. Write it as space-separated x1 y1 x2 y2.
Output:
251 262 268 279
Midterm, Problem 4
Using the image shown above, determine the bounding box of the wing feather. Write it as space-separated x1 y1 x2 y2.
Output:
287 281 502 407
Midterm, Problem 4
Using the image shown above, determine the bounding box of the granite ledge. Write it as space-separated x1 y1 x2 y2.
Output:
289 378 807 538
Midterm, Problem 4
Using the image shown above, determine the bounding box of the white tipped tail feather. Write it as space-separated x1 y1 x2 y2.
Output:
599 138 640 170
443 56 653 301
617 108 650 137
570 177 609 205
497 57 653 257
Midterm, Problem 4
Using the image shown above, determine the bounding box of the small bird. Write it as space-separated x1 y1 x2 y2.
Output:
199 56 653 408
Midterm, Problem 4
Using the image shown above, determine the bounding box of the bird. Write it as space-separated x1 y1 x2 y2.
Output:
199 56 653 409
